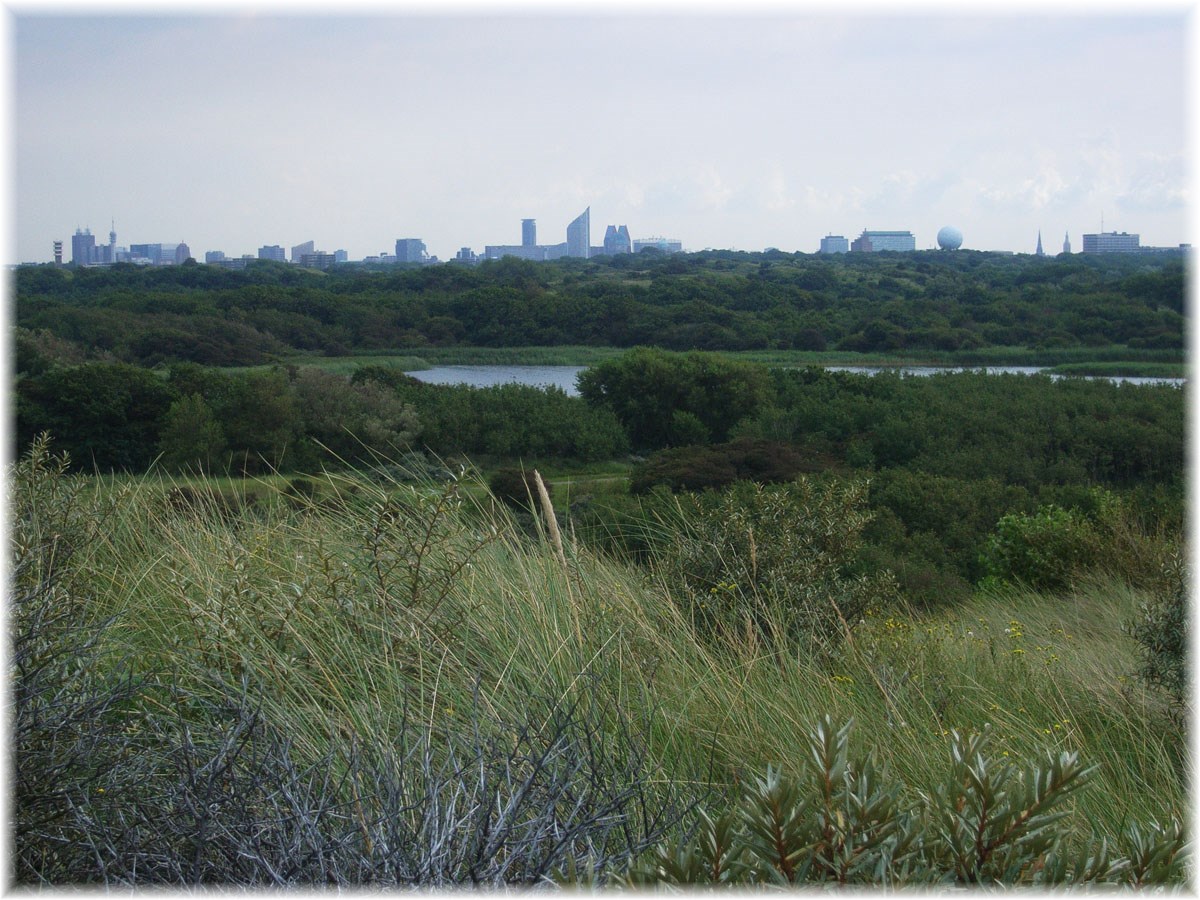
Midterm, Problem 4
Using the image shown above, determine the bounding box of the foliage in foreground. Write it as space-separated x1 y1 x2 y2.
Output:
617 717 1187 887
12 437 684 885
11 437 1189 886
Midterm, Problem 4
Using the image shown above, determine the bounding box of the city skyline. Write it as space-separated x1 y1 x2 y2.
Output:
10 9 1191 265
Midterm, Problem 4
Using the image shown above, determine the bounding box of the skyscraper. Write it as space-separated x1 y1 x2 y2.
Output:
395 239 427 263
522 219 537 248
566 207 590 258
819 234 849 254
291 240 315 262
1035 230 1045 257
259 245 286 261
1063 232 1072 254
71 228 96 266
603 224 632 254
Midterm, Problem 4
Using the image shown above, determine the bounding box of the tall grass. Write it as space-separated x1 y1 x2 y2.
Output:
26 450 1187 879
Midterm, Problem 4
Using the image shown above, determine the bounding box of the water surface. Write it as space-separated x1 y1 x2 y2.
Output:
404 364 1184 395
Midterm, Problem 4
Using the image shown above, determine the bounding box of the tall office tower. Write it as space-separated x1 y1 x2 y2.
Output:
819 234 849 254
291 240 315 262
1035 230 1045 256
522 218 537 248
566 207 590 258
259 245 286 261
334 249 348 263
1063 232 1071 254
395 239 427 263
175 243 191 264
53 241 63 265
603 224 632 254
71 228 97 265
205 251 227 263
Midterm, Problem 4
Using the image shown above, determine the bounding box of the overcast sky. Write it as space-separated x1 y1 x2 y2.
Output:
8 5 1193 263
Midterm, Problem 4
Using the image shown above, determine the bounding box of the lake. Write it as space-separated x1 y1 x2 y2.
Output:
404 364 1185 396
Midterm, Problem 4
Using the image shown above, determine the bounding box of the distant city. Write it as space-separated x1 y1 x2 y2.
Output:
50 209 1188 270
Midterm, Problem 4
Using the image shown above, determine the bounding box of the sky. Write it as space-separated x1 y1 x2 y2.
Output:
5 3 1194 264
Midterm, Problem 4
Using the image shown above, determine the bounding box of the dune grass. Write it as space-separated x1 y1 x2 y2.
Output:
64 459 1185 855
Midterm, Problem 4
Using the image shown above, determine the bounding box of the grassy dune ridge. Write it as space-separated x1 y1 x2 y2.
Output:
67 457 1183 844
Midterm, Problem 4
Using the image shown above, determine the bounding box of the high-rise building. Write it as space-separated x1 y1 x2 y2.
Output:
334 249 348 264
1082 231 1140 253
395 239 428 263
1063 232 1072 254
603 224 632 255
291 240 315 262
259 245 286 262
819 234 849 254
850 230 915 252
522 219 537 248
566 207 590 258
1035 230 1045 257
455 247 478 263
71 228 97 266
205 251 227 263
53 240 63 266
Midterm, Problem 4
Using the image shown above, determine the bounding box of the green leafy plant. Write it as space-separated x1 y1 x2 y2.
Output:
657 478 896 655
617 716 1188 886
980 504 1101 592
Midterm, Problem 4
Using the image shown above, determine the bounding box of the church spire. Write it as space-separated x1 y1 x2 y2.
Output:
1035 230 1045 257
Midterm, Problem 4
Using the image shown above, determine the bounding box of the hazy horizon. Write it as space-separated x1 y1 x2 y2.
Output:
10 9 1191 264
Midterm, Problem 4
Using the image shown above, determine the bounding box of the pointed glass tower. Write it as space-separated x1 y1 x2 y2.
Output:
1063 232 1071 254
1035 230 1045 257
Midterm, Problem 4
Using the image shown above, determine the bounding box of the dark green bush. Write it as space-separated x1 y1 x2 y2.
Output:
980 504 1101 592
489 468 549 510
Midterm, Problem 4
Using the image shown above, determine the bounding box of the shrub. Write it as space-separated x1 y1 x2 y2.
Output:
612 717 1187 887
980 504 1101 593
1128 552 1187 715
656 477 896 655
489 468 549 511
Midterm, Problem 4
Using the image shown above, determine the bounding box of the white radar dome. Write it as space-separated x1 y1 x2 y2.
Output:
937 226 963 250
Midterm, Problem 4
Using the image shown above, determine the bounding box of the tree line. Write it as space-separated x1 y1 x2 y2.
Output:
15 248 1185 368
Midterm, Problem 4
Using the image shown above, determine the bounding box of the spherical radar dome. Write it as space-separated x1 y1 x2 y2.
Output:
937 226 963 250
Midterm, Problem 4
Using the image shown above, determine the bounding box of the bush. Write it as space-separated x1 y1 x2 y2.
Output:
1128 553 1187 715
656 477 896 655
612 717 1187 887
980 504 1101 593
489 468 549 511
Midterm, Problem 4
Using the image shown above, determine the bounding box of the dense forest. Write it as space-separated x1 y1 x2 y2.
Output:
14 248 1185 367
